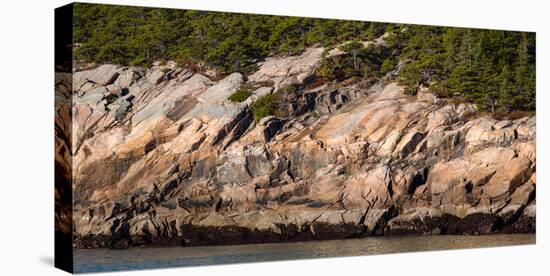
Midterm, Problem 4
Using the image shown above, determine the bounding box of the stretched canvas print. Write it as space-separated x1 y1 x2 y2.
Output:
55 2 536 273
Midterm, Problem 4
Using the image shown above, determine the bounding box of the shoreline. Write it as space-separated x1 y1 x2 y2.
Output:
73 234 535 273
74 214 535 249
74 232 537 250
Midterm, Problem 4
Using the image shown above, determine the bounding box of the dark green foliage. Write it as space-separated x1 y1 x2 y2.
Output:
380 56 398 75
74 3 379 74
340 41 364 72
454 29 534 112
74 3 535 112
251 93 277 121
229 84 254 102
358 45 393 78
318 42 392 81
397 26 446 94
249 84 301 121
513 33 536 111
395 26 535 111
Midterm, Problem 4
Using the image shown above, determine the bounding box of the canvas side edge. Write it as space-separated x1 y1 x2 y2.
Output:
54 3 75 274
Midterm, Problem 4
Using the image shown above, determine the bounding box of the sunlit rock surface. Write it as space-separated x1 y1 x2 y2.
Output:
56 47 535 248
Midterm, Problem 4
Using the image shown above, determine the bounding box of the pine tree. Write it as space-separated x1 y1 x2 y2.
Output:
447 29 483 102
480 59 501 112
340 41 364 73
514 33 536 111
499 65 515 111
398 26 445 94
73 3 535 113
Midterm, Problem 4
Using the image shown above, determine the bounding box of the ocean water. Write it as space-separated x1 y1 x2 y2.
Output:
74 234 535 273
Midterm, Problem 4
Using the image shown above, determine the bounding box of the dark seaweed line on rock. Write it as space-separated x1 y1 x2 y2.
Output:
74 203 534 249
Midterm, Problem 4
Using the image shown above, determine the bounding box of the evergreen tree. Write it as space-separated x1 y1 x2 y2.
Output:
73 3 535 112
499 65 515 111
447 30 482 101
398 26 445 94
514 33 536 110
480 60 501 113
340 41 364 72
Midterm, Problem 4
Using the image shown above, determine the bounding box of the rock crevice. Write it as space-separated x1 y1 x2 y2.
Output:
59 48 535 249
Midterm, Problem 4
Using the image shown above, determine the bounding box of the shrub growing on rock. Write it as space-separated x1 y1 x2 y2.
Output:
229 85 253 102
251 93 277 121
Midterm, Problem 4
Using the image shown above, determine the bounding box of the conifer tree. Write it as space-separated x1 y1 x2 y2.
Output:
514 33 536 110
499 65 515 111
72 3 535 112
340 41 364 73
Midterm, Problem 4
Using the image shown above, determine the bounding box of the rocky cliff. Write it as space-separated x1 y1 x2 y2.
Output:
55 46 536 248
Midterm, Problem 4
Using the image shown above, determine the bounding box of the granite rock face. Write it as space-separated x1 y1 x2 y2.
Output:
57 48 536 249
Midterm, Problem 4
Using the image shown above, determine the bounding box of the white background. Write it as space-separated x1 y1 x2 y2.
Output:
0 0 548 274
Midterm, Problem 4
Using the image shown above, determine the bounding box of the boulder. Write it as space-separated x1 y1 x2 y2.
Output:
342 166 392 209
465 118 495 143
76 64 121 86
428 158 470 206
426 106 454 131
146 69 166 85
513 141 536 163
115 68 141 88
198 73 243 104
248 47 324 90
482 157 532 204
516 116 536 138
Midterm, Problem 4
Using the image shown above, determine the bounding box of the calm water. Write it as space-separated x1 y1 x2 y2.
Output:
74 234 534 273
